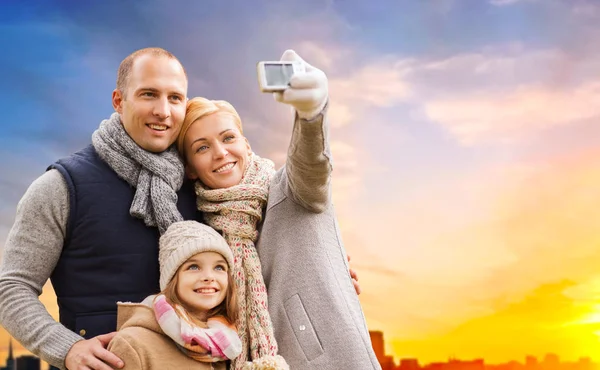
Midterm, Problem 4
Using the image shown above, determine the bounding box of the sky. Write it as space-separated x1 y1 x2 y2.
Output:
2 0 600 367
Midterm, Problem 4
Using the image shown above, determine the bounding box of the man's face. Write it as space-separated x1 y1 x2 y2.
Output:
112 54 188 153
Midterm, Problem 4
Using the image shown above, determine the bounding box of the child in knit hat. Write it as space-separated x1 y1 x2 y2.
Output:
107 220 242 370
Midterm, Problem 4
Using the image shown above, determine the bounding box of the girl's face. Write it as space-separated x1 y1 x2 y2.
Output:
176 251 229 320
183 113 250 189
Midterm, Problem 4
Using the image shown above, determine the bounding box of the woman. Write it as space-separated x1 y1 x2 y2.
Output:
177 50 381 370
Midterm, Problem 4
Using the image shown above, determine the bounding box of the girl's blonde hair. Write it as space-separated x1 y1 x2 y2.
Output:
159 263 239 326
177 97 244 160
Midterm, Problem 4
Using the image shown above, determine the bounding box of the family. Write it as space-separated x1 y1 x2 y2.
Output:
0 47 381 370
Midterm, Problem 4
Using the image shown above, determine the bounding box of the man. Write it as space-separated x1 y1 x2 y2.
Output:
0 48 198 370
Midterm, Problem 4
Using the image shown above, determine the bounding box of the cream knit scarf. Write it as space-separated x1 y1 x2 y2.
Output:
195 153 287 370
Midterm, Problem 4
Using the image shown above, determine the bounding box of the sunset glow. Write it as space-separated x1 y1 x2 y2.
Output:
2 0 600 368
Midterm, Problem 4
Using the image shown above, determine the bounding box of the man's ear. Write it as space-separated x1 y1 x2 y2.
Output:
185 163 198 180
112 89 124 113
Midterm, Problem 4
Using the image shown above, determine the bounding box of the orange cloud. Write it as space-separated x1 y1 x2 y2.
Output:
390 280 600 363
341 144 600 362
423 81 600 145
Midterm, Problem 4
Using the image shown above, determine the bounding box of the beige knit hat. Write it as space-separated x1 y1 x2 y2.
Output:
159 220 234 291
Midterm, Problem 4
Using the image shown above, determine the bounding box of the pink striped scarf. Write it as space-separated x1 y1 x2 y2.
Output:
152 294 242 362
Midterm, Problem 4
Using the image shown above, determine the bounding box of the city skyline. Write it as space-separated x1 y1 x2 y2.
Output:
0 339 41 370
370 330 599 370
1 332 597 370
3 0 600 365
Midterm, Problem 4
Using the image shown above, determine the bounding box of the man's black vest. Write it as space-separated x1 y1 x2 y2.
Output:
47 144 199 339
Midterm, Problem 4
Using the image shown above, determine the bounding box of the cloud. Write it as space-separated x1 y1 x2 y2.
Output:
422 81 600 145
286 43 599 338
294 40 352 71
288 40 413 128
489 0 532 6
362 43 600 146
463 148 600 295
572 1 600 18
346 143 600 357
328 60 412 128
297 35 600 146
390 280 598 363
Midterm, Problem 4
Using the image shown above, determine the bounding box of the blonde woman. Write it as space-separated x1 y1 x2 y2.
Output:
177 50 381 370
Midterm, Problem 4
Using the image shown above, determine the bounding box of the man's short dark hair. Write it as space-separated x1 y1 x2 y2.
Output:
116 47 188 97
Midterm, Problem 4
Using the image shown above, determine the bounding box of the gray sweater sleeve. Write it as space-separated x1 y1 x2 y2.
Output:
0 169 83 369
285 104 333 213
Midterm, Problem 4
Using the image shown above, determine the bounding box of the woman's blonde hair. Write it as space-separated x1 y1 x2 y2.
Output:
159 264 239 326
177 97 244 160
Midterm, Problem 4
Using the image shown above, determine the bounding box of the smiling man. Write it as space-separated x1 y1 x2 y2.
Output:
0 48 200 370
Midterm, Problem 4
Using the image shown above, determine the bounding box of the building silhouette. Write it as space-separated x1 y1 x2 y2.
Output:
526 356 539 369
367 330 599 370
0 339 15 370
1 331 598 370
0 339 40 370
15 355 40 370
370 330 396 369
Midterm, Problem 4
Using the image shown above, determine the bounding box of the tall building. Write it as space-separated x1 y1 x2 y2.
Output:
15 355 40 370
370 331 385 360
0 339 15 370
369 331 396 370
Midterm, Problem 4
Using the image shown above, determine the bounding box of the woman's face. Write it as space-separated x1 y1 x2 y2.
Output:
183 112 250 189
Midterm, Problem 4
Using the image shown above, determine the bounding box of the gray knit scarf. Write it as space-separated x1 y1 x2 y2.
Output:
91 112 184 234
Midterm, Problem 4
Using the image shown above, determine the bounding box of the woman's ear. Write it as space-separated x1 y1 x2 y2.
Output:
245 137 251 153
185 163 198 180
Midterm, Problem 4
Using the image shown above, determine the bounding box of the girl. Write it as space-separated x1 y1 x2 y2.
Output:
108 220 242 370
177 50 381 370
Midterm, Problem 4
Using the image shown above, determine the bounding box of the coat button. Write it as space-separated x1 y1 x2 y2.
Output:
299 325 306 331
79 329 86 336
